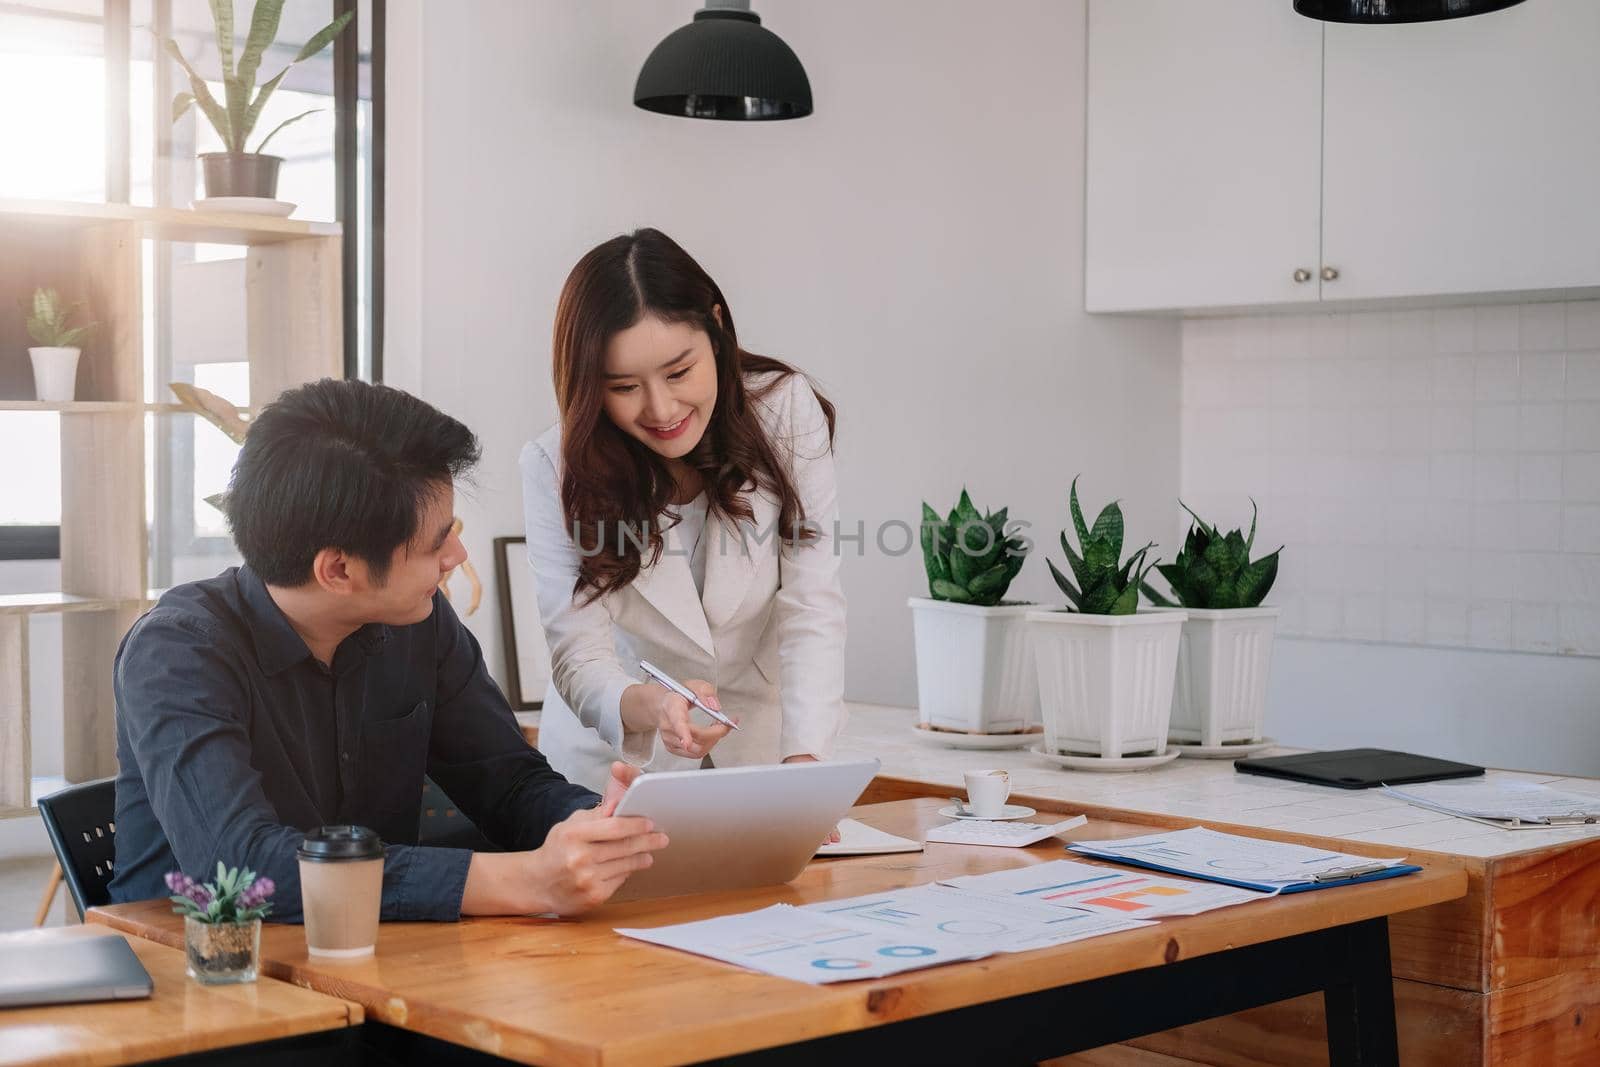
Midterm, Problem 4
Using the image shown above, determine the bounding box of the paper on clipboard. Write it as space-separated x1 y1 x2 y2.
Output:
1382 779 1600 828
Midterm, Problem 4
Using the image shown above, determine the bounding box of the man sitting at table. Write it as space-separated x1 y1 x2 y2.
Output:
109 379 668 920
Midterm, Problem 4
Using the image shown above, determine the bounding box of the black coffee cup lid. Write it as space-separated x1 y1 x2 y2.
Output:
297 825 384 862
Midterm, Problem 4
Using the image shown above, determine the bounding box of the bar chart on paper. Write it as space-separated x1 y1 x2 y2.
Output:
942 859 1263 918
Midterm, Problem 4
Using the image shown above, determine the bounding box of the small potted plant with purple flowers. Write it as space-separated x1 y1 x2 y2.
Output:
167 862 275 985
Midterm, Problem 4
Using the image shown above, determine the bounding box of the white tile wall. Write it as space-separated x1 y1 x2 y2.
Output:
1180 300 1600 658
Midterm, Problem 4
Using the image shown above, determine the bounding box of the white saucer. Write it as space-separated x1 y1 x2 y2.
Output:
912 722 1043 751
936 803 1037 821
1170 737 1278 759
193 197 296 217
1029 745 1182 773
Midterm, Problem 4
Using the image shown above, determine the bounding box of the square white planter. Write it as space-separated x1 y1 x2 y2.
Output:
1027 609 1186 758
908 597 1038 734
1160 606 1281 747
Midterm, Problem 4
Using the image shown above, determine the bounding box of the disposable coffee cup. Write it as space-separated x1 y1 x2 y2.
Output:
963 769 1011 818
297 825 384 958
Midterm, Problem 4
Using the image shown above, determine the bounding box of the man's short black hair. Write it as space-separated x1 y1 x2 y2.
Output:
227 378 482 587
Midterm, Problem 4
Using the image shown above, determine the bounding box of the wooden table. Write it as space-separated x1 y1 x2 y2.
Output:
832 704 1600 1065
0 925 361 1067
89 798 1463 1067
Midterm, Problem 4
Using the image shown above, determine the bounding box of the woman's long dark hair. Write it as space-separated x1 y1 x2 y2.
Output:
552 228 836 603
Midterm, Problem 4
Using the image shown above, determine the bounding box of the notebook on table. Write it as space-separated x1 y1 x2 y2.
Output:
1234 748 1484 790
815 818 923 856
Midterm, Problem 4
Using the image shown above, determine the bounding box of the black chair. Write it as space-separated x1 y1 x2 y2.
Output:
418 777 498 852
37 777 118 920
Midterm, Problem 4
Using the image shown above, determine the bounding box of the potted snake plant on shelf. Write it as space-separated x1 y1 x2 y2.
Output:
23 287 96 402
908 490 1035 735
1142 502 1282 750
163 0 353 203
1027 477 1185 762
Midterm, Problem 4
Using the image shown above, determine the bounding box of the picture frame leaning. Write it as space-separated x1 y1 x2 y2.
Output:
493 536 548 711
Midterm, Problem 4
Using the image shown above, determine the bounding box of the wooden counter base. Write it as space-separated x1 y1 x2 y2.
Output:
858 776 1600 1067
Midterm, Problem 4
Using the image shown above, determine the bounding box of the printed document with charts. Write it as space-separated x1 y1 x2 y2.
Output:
617 885 1152 985
1067 827 1418 894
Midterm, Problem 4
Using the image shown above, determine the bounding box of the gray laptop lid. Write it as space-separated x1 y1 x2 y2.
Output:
0 933 154 1008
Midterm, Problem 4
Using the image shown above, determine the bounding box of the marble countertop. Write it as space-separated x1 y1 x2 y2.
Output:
833 703 1600 860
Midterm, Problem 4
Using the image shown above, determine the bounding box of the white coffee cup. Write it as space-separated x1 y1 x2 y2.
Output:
963 769 1011 818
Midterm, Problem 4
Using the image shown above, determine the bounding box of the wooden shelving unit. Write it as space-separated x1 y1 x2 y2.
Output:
0 198 341 812
0 400 250 415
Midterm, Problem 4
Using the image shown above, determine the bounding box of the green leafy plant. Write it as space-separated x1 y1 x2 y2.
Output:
1142 502 1280 609
164 1 354 155
1045 476 1157 616
23 287 95 348
167 863 275 923
920 489 1028 606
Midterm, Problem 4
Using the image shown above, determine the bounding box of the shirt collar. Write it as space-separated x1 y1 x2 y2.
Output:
237 565 391 676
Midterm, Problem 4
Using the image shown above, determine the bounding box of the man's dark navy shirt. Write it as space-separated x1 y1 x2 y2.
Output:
109 565 598 921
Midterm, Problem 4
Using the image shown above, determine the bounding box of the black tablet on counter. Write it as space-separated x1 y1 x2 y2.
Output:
1234 748 1485 790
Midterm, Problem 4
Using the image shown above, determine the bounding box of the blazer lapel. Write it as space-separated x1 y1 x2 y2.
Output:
702 486 780 633
631 521 716 659
629 486 782 660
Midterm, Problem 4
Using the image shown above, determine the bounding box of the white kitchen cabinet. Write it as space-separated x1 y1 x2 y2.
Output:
1320 1 1600 301
1086 0 1600 313
1085 1 1323 312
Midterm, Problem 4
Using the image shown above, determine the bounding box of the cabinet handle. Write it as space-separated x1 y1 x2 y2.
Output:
1293 268 1312 283
1321 266 1340 281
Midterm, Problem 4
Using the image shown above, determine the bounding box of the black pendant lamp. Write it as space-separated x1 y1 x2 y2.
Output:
1294 0 1527 23
634 0 812 121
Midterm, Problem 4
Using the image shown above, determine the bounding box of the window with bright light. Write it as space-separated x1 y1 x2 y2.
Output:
1 0 378 569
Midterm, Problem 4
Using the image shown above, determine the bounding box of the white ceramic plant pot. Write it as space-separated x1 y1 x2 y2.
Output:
29 346 80 402
1027 609 1186 758
1159 606 1281 747
908 597 1038 734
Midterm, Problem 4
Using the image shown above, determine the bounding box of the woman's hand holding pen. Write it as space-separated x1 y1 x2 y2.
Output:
620 679 736 759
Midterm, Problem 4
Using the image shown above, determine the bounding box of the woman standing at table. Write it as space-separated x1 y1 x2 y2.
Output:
520 228 847 793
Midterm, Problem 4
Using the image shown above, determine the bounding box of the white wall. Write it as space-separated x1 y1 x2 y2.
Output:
386 0 1182 708
1182 302 1600 775
1266 637 1600 777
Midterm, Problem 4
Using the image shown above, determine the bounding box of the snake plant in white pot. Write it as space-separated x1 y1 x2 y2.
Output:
908 490 1036 736
24 288 96 402
1027 478 1184 762
1143 503 1282 751
163 0 353 201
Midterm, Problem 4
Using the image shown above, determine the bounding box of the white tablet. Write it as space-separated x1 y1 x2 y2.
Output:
609 759 880 902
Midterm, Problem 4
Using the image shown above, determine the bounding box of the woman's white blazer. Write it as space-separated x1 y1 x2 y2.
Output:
518 369 848 792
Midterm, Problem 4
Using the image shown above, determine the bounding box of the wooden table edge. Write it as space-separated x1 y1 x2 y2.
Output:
83 909 586 1066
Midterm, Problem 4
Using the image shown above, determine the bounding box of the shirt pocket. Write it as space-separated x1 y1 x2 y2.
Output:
359 699 432 825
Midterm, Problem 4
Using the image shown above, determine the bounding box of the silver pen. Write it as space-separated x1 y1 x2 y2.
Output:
638 660 741 731
1310 861 1392 883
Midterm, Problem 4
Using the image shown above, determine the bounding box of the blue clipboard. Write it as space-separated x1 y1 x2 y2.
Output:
1064 844 1424 895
